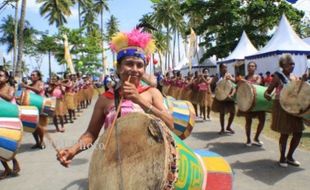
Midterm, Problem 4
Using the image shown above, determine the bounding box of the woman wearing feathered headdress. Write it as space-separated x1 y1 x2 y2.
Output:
56 29 173 167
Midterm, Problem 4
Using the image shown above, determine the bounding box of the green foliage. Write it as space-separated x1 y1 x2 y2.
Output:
181 0 306 62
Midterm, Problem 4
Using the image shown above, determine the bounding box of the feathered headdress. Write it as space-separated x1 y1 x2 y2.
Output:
110 29 156 64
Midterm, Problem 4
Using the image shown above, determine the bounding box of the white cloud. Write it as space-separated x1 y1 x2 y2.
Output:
293 0 310 17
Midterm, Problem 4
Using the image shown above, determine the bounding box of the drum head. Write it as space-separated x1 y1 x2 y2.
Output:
89 113 170 190
215 80 233 101
280 81 310 115
236 81 255 112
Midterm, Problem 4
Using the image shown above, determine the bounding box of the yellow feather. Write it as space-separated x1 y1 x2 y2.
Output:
111 32 128 52
144 39 156 55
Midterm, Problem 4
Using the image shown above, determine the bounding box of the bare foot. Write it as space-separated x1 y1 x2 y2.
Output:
0 169 11 180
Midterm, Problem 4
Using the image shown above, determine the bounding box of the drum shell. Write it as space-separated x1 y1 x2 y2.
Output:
41 98 56 117
215 80 236 101
163 97 195 139
280 81 310 121
0 118 23 161
20 91 44 112
236 81 273 112
18 106 39 133
0 99 20 118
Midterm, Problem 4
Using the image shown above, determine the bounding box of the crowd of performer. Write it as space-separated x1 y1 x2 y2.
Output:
160 54 309 168
0 69 98 179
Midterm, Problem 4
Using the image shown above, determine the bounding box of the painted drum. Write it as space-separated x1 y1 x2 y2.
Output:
18 106 39 133
236 80 273 112
0 99 20 118
89 113 232 190
42 97 56 117
0 118 23 161
164 97 196 139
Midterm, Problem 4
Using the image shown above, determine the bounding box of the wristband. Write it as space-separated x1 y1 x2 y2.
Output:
146 104 153 113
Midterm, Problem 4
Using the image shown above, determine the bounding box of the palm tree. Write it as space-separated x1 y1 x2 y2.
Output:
0 15 15 53
72 0 91 28
15 0 26 77
81 2 99 32
106 15 119 64
151 0 183 70
153 31 168 72
93 0 109 75
37 35 58 78
13 0 19 75
137 14 157 33
37 0 73 27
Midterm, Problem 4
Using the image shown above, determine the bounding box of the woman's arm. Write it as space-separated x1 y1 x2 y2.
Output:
22 82 44 94
264 75 279 101
57 96 107 167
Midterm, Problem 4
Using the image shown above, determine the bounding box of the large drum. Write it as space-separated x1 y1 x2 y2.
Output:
236 80 273 112
280 80 310 124
215 80 236 101
164 97 196 140
18 106 39 133
0 99 20 118
89 112 232 190
19 91 56 117
0 118 23 161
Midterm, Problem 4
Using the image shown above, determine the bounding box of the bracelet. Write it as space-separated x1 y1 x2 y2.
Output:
146 104 153 113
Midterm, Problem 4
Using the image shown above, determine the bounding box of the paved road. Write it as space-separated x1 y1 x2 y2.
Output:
1 99 310 190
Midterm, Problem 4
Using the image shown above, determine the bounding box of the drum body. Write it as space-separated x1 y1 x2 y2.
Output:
0 118 23 161
20 91 56 117
237 80 273 112
280 81 310 122
215 80 236 101
18 106 39 133
89 113 232 190
164 97 196 139
0 99 19 118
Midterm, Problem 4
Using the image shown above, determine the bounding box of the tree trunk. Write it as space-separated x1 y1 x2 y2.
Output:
48 50 51 79
166 26 170 70
16 0 26 78
172 30 176 69
101 9 106 75
177 31 181 63
13 0 19 76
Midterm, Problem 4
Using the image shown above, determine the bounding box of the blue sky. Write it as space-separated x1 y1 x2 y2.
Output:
0 0 153 79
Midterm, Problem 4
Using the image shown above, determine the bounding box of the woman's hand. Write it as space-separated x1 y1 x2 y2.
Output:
122 81 141 104
56 147 77 168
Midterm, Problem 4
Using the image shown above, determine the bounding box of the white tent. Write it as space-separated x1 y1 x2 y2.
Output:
245 15 310 76
217 31 258 75
303 37 310 45
180 45 217 76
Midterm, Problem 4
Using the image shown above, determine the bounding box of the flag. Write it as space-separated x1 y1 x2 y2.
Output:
63 34 76 74
188 28 197 71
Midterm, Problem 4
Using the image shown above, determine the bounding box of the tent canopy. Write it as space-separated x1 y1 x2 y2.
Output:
246 15 310 59
218 31 258 64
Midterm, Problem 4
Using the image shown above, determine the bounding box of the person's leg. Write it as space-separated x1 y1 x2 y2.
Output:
207 106 211 119
286 132 302 165
219 113 225 134
279 134 289 164
59 116 65 132
12 158 20 174
201 106 206 120
254 112 266 144
245 115 252 144
226 111 235 133
0 161 11 179
68 110 73 123
72 109 76 120
37 126 46 149
53 115 60 132
32 130 40 146
193 104 198 117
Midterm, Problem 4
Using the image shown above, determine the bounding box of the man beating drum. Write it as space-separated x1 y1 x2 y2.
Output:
56 29 173 167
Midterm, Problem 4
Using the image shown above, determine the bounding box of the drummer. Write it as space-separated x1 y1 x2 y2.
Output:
264 54 307 167
211 63 235 134
21 70 46 149
0 69 20 179
57 29 174 167
239 62 265 146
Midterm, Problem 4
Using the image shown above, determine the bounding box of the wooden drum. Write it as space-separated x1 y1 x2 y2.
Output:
236 80 273 112
0 118 23 161
89 112 232 190
215 80 236 101
280 80 310 124
164 97 195 139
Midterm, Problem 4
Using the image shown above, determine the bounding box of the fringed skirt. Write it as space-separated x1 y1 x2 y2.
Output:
211 98 235 114
271 100 304 134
